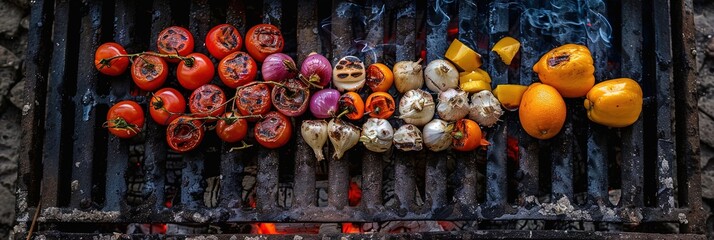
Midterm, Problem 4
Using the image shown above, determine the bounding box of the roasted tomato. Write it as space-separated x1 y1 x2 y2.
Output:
215 112 249 143
157 26 194 62
106 100 145 139
236 83 272 121
95 42 129 76
150 88 186 125
271 78 309 117
189 84 226 118
206 24 243 60
254 111 292 149
365 92 395 119
365 63 394 92
166 116 205 153
245 24 284 62
339 92 364 120
452 119 489 152
131 54 168 91
177 53 215 90
218 51 257 88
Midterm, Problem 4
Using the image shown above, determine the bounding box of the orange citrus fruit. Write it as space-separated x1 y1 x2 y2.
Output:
519 83 567 140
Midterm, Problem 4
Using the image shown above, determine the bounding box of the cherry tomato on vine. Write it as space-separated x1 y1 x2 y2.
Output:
366 63 394 92
365 92 395 119
105 100 145 139
177 53 215 90
95 42 130 76
452 119 489 152
254 111 292 149
215 112 249 143
339 92 364 120
218 51 257 88
236 83 272 121
189 84 226 118
272 78 309 117
206 24 243 60
245 24 284 62
131 54 168 91
157 26 194 62
166 116 205 153
150 88 186 125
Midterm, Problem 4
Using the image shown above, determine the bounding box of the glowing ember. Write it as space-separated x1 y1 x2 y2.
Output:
348 181 362 206
342 223 361 233
257 223 281 234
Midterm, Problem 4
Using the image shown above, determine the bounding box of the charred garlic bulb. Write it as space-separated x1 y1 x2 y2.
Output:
359 118 394 153
423 119 453 152
424 59 459 92
300 120 328 161
393 59 424 93
398 89 435 127
393 124 423 151
469 91 503 127
437 88 470 122
327 118 360 160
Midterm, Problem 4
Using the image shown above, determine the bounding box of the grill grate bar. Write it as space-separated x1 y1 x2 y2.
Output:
619 0 645 209
69 0 102 210
425 152 447 210
362 0 384 66
296 0 318 64
653 0 676 209
485 0 509 206
293 130 317 208
362 152 383 208
256 148 279 211
516 0 541 203
41 0 71 208
226 0 247 36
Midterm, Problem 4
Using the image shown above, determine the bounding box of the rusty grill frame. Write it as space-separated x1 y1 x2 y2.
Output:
16 0 704 239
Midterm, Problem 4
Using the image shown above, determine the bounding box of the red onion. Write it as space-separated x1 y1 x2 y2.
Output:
300 52 332 87
310 88 340 118
262 53 298 82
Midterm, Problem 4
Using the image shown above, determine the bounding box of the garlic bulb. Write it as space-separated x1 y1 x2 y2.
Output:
332 56 365 92
437 88 469 121
300 120 328 161
393 124 423 151
359 118 394 153
424 59 458 92
469 90 504 127
423 119 453 152
393 59 424 93
398 89 435 127
327 118 360 160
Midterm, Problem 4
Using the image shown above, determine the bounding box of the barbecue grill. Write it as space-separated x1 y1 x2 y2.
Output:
15 0 705 239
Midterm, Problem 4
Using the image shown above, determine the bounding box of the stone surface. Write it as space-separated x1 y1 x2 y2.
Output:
0 187 14 226
701 112 714 148
8 79 23 109
0 1 23 37
0 107 20 189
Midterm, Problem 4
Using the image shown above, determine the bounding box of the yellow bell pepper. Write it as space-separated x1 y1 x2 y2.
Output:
445 39 482 72
583 78 643 127
459 68 491 93
533 44 595 98
493 84 528 110
492 37 520 65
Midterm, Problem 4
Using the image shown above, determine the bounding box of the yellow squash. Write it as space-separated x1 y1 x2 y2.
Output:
445 39 482 72
583 78 643 127
533 44 595 98
492 37 520 65
492 84 528 110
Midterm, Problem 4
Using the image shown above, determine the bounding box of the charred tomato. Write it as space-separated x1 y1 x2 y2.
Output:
131 54 169 91
106 100 145 139
236 83 272 121
452 119 489 152
254 111 292 149
206 24 243 60
271 78 309 117
245 24 284 62
339 92 364 120
166 116 205 153
150 88 186 125
157 26 194 62
177 53 215 90
218 51 257 88
95 42 130 76
189 84 226 118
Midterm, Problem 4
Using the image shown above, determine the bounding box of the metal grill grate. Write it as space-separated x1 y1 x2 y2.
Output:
16 0 704 238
